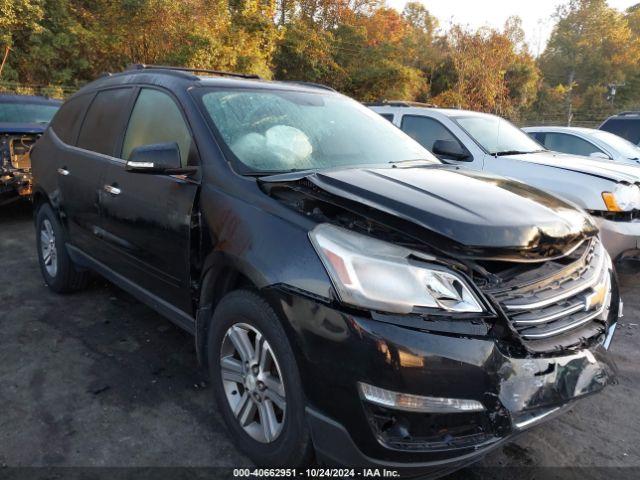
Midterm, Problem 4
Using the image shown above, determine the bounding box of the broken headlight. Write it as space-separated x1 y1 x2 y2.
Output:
309 223 484 314
602 183 640 212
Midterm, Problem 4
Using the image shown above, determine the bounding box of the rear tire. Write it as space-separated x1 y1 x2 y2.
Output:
35 203 89 293
207 290 314 467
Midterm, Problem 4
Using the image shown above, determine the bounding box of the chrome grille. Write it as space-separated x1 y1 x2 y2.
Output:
487 238 611 342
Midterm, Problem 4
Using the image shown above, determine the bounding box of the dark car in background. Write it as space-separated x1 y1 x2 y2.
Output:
600 111 640 146
0 93 61 205
30 66 619 475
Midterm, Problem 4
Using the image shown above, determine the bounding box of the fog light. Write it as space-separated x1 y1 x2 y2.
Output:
358 382 485 413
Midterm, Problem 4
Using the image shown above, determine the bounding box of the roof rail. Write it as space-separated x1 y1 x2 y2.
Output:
282 81 336 92
616 111 640 116
365 100 438 108
126 64 261 80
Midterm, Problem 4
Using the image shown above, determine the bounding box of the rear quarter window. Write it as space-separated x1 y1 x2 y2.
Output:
600 118 640 145
77 88 134 156
49 93 94 145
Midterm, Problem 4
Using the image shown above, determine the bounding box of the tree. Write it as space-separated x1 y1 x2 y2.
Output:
538 0 640 123
429 25 539 116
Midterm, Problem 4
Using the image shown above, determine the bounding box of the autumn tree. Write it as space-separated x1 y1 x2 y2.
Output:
429 22 539 116
538 0 640 123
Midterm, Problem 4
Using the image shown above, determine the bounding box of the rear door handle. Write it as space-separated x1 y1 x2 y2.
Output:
57 168 70 176
103 185 121 196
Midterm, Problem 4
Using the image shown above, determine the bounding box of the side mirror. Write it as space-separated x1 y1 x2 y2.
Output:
589 151 611 160
432 139 470 161
125 142 195 175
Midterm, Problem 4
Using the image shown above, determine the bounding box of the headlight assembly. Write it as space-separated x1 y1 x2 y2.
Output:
309 223 484 314
602 183 640 212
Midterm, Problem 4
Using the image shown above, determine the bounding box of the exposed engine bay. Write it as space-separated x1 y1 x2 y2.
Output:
260 172 614 355
0 133 38 205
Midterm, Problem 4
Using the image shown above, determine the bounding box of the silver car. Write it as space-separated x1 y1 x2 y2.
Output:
369 103 640 265
523 126 640 166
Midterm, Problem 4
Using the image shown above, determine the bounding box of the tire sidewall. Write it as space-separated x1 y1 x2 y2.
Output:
207 290 311 467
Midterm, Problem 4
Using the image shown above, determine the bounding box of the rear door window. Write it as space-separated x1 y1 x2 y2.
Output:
600 118 640 145
77 88 134 156
543 132 603 157
122 88 193 167
50 93 93 145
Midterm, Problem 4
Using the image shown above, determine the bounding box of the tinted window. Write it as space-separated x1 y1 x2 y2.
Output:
122 89 193 166
401 115 465 152
77 88 133 156
527 131 545 143
0 101 59 123
543 133 603 157
50 94 93 145
379 113 394 122
600 118 640 145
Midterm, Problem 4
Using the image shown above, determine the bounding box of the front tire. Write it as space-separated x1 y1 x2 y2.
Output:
35 203 89 293
207 290 314 466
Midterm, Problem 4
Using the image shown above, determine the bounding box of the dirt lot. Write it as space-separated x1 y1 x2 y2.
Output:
1 201 640 479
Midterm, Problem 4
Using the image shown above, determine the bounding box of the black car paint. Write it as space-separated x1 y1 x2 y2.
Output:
259 166 597 261
30 70 617 472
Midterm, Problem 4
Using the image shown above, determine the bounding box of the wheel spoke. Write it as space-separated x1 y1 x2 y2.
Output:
259 342 272 372
258 400 279 442
220 356 244 384
41 230 50 245
253 332 264 365
228 326 254 363
235 393 257 427
262 372 285 398
263 385 286 411
43 252 52 265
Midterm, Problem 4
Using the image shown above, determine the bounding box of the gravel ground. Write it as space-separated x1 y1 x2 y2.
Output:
1 201 639 479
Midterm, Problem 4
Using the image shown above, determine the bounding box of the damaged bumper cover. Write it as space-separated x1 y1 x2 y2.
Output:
265 287 619 474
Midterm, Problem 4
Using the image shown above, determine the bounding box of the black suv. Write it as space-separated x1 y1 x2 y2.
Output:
600 111 640 145
32 66 619 475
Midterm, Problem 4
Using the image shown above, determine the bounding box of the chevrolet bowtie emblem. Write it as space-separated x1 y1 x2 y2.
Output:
585 279 609 311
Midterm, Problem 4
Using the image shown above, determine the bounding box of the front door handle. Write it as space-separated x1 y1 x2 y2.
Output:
104 185 121 196
57 168 70 176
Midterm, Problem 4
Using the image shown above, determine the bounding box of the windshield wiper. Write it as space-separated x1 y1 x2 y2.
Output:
493 149 545 156
388 159 436 165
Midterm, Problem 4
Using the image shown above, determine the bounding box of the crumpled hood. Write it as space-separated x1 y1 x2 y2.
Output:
263 164 597 261
506 151 640 183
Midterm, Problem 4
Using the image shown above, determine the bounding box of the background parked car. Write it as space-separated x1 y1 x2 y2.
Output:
523 126 640 165
600 112 640 146
0 93 61 206
369 103 640 267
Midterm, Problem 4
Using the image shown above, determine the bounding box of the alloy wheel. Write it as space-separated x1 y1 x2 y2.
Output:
220 323 286 443
40 219 58 277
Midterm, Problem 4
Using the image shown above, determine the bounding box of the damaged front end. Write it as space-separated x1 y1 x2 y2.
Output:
260 167 619 467
1 133 38 205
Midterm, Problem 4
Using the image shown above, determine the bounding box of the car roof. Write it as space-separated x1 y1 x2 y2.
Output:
0 93 62 105
71 68 337 100
369 104 497 119
523 126 598 134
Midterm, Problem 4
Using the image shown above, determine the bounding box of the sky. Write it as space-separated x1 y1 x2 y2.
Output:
386 0 639 56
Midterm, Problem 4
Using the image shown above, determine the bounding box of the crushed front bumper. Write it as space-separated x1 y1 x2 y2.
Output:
265 287 619 475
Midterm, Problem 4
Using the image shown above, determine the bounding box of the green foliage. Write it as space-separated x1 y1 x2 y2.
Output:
1 0 639 127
